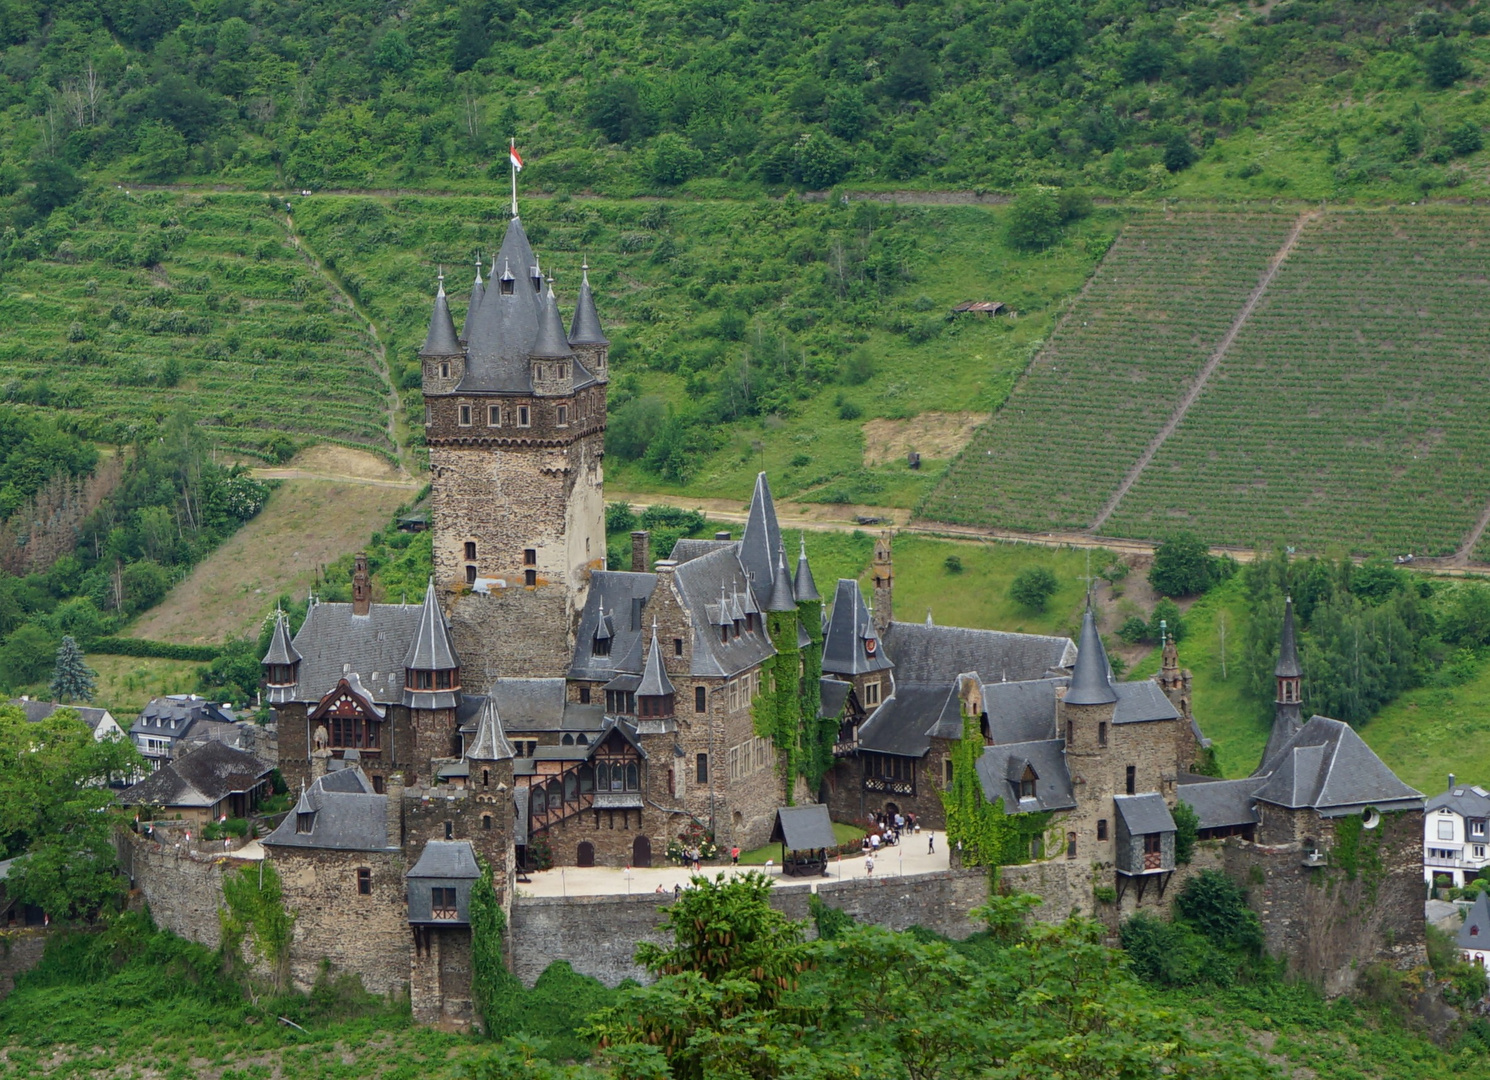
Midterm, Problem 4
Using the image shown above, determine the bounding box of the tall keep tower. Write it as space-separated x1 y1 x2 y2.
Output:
871 530 893 632
420 212 609 675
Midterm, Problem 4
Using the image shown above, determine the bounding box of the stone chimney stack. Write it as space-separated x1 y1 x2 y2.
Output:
631 530 650 573
352 552 372 616
386 771 404 849
310 742 331 782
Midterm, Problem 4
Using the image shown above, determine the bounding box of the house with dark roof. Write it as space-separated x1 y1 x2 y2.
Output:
128 695 238 771
117 740 272 823
1457 889 1490 967
1424 775 1490 887
10 698 125 742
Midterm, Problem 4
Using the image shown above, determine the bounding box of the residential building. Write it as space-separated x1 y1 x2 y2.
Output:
1424 776 1490 886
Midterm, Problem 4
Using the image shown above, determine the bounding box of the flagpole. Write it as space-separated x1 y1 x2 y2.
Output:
510 136 518 217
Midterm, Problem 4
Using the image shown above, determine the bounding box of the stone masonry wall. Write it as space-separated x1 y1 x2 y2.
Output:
999 842 1226 931
275 847 410 997
509 868 987 987
450 586 572 684
120 832 231 950
0 931 48 1000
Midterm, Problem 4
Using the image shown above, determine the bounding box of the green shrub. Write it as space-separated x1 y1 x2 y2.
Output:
944 555 964 574
1010 566 1059 611
838 401 863 420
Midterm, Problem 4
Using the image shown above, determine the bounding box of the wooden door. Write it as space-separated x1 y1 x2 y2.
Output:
577 841 595 867
632 835 652 868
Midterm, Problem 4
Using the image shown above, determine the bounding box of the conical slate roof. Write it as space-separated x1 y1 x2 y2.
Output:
1457 890 1490 951
420 277 461 357
461 216 542 392
794 534 820 602
768 542 797 611
461 258 485 342
637 622 676 698
531 279 574 358
262 609 301 665
739 473 783 605
568 262 608 345
467 694 514 761
1064 607 1117 705
1275 596 1302 678
403 580 460 671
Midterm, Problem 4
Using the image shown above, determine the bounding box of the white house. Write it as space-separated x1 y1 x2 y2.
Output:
1458 890 1490 967
9 697 126 742
1424 774 1490 886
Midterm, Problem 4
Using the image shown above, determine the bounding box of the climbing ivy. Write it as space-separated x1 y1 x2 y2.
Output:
756 607 803 801
941 709 1050 867
220 860 295 993
797 595 830 791
1332 810 1388 901
470 859 517 1036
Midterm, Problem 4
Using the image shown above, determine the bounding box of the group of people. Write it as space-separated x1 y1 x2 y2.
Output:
859 809 927 874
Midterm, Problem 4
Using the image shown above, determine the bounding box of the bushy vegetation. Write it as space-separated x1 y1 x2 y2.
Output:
0 0 1487 201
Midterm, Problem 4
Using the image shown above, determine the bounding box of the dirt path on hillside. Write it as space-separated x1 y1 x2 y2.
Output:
1089 209 1318 531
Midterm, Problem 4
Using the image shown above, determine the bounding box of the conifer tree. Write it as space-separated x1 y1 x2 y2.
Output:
49 636 96 703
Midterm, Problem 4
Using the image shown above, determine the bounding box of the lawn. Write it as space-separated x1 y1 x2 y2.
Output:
1355 662 1490 797
737 821 866 864
7 655 206 720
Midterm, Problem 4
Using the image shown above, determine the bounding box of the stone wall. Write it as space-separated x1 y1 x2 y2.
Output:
509 868 987 987
0 930 48 999
119 832 232 950
450 586 573 684
998 843 1226 930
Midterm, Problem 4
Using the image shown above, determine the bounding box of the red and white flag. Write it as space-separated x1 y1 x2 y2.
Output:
510 144 524 172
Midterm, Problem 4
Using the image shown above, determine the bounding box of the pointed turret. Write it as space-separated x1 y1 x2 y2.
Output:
403 580 461 708
462 217 543 388
739 473 783 603
636 620 676 722
569 261 608 345
1259 597 1305 775
420 273 462 357
461 256 485 343
531 278 574 359
261 608 301 705
768 541 797 612
793 534 820 602
467 694 514 762
1065 606 1117 706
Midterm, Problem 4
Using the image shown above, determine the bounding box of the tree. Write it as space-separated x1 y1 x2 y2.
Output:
607 395 667 461
1015 0 1083 69
1149 597 1185 643
1425 40 1466 88
134 120 188 180
1010 566 1058 611
373 29 413 73
49 636 96 703
1163 130 1198 172
586 78 653 144
648 133 704 185
1005 186 1064 250
883 46 935 102
452 3 493 72
0 623 57 690
1173 800 1199 864
26 160 83 216
1449 121 1484 156
795 132 851 188
1149 531 1215 596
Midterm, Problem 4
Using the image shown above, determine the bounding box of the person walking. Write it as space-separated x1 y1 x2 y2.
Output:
865 853 875 876
730 845 740 867
928 832 935 854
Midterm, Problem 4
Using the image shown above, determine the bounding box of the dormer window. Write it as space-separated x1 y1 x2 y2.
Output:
1019 765 1037 800
592 636 611 657
408 668 457 692
296 811 315 834
499 269 515 296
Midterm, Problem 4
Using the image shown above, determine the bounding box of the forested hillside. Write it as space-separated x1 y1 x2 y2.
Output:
0 0 1486 200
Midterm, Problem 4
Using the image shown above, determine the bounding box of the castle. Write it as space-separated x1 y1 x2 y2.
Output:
207 207 1428 1023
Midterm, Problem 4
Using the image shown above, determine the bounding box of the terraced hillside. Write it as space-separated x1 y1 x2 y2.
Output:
0 189 392 460
1108 209 1490 555
919 210 1299 531
925 207 1490 557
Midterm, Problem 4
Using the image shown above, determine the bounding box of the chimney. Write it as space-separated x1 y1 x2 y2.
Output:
352 552 371 616
715 530 731 541
1450 773 1457 792
386 771 404 848
630 530 650 573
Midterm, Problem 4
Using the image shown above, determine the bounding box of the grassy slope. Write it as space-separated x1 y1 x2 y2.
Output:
1354 664 1490 796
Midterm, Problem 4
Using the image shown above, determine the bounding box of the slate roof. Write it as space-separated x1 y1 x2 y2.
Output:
980 677 1063 743
1065 608 1117 705
461 260 485 343
770 804 837 851
1456 890 1490 951
290 600 424 704
261 610 301 666
975 740 1075 813
491 678 605 732
1276 597 1303 678
670 538 734 564
118 741 270 809
263 768 394 852
531 280 574 358
1115 793 1177 835
570 571 657 681
794 536 820 602
1251 715 1423 814
637 623 677 698
1426 784 1490 818
822 579 893 677
767 544 797 612
407 840 480 880
10 699 116 735
856 685 953 758
1177 778 1259 830
569 264 608 346
819 679 850 720
404 581 460 671
1112 680 1181 724
466 694 515 761
460 216 543 393
130 696 235 740
738 473 784 602
880 621 1075 686
671 545 776 678
420 278 462 357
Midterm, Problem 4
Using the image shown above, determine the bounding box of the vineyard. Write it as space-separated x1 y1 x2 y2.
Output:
919 211 1299 532
925 207 1490 557
1108 209 1490 555
0 189 393 461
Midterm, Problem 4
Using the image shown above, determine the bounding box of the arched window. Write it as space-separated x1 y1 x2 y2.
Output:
578 764 594 793
482 814 492 830
611 765 625 792
595 762 610 791
626 763 639 791
564 772 578 801
547 780 562 810
576 734 589 746
481 768 490 787
562 733 575 745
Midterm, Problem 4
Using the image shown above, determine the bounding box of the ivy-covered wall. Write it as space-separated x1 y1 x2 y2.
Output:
941 710 1051 868
751 595 829 803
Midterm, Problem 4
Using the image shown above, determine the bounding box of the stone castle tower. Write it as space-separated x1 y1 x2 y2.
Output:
419 217 610 676
871 530 893 632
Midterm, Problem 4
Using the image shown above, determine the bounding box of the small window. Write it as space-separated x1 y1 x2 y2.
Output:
1439 819 1455 841
562 733 574 745
696 752 709 784
483 814 492 830
1019 765 1037 800
518 405 531 427
444 820 454 840
559 363 567 380
1098 721 1107 747
488 404 501 426
1473 819 1486 838
579 686 591 704
466 565 477 585
1066 832 1076 859
296 812 314 835
863 680 880 707
944 759 953 786
459 404 472 426
695 686 706 713
482 768 490 786
1144 832 1162 855
1125 765 1136 795
431 886 457 917
357 867 371 895
525 568 537 587
556 405 569 427
499 276 514 296
1097 819 1108 840
673 638 683 657
465 541 477 560
439 361 450 378
1065 720 1073 745
373 775 385 794
524 548 537 565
